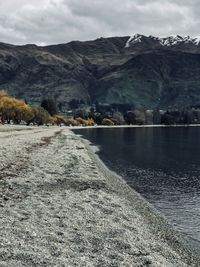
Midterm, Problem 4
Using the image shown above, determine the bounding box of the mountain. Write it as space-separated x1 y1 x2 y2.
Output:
1 34 200 110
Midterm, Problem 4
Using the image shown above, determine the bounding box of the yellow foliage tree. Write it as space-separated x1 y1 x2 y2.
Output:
0 91 34 124
102 118 115 126
30 106 51 125
75 117 94 126
65 118 80 126
52 115 66 126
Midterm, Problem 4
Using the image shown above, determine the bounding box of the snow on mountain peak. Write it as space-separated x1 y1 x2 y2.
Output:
125 34 143 48
193 36 200 45
125 34 200 48
159 35 200 46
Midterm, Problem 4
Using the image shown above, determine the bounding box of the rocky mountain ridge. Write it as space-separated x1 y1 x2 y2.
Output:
0 34 200 109
126 34 200 48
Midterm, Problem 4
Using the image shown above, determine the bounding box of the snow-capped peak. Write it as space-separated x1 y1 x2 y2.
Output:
125 34 200 48
125 34 143 48
159 35 200 46
193 36 200 45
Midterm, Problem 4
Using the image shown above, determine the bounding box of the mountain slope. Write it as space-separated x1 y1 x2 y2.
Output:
0 34 200 109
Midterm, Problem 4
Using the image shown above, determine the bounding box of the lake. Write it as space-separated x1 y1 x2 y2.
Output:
73 127 200 250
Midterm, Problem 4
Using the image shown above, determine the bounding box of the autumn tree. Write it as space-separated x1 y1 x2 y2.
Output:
52 115 66 126
29 106 51 125
65 118 79 126
0 90 34 124
102 118 115 126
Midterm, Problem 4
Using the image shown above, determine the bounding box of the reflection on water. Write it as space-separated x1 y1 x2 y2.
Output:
74 127 200 249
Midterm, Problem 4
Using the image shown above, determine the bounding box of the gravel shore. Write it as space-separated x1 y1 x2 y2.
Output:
0 126 199 266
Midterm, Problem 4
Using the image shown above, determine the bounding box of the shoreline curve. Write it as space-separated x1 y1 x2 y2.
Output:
73 130 200 265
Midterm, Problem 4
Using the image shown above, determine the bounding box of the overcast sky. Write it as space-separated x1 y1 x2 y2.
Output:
0 0 199 45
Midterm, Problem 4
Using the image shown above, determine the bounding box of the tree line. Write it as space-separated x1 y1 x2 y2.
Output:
0 91 94 126
1 90 200 126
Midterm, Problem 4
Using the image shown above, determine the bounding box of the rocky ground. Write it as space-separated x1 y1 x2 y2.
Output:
0 125 199 267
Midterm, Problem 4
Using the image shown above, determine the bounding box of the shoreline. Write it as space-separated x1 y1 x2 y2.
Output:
1 124 200 136
2 123 200 131
70 124 200 130
75 131 200 262
0 126 199 266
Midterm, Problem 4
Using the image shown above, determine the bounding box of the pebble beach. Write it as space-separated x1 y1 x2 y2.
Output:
0 125 199 267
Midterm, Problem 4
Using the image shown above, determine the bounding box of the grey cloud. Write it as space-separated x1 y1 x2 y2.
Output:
0 0 199 45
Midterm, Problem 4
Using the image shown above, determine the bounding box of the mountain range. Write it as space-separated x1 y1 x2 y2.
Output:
1 34 200 110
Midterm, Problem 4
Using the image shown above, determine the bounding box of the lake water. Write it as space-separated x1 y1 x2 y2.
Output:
73 127 200 250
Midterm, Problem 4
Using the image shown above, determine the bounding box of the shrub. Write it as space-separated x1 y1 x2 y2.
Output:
52 115 66 126
65 118 80 126
102 118 115 126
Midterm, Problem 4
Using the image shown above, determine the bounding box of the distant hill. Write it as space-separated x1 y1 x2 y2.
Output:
1 34 200 109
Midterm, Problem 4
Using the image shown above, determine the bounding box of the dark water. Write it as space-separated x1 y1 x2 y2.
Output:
73 127 200 249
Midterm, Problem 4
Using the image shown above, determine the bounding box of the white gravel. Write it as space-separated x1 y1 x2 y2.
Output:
0 126 199 266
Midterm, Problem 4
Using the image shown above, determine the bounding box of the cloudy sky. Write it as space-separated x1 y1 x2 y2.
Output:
0 0 199 45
